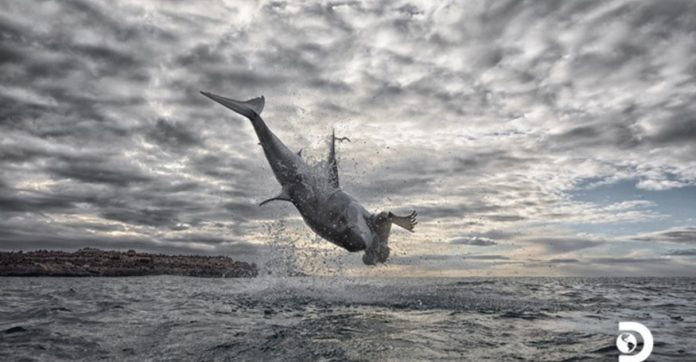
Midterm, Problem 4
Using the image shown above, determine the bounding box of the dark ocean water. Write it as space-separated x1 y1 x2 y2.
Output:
0 276 694 361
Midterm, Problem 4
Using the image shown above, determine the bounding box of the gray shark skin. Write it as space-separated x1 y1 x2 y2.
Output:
201 91 417 265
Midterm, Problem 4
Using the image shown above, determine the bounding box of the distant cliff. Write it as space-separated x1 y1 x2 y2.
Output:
0 248 257 278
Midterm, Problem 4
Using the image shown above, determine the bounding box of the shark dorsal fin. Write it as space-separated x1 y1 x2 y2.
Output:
327 129 347 189
327 130 351 189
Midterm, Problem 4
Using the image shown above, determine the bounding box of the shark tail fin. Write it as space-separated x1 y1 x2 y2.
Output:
200 91 265 118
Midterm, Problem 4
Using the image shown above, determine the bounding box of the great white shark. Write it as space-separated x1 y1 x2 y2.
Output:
201 91 417 265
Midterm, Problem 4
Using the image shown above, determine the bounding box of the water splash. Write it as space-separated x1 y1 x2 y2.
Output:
256 138 356 277
261 219 347 277
296 151 336 196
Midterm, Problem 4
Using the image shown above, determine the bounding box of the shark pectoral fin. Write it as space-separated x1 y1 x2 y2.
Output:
258 190 291 206
389 210 417 232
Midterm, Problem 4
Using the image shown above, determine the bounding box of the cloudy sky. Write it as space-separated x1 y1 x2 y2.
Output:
1 0 695 276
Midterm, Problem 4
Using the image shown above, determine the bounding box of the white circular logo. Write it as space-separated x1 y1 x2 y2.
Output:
617 322 653 362
616 332 637 354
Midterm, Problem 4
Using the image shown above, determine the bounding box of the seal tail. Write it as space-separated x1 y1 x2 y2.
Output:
200 91 264 118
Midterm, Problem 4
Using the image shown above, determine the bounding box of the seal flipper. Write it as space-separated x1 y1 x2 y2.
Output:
389 210 417 232
259 189 291 206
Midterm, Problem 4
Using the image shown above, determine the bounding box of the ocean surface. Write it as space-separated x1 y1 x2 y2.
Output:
1 276 694 361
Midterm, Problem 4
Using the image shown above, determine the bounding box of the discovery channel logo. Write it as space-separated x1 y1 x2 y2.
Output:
616 322 653 362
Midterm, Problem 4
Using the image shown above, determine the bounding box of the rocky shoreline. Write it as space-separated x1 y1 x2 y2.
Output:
0 248 257 278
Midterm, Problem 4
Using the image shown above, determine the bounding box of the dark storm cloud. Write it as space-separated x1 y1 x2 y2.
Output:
464 255 509 260
546 258 579 264
350 175 434 201
450 236 497 246
486 214 526 222
664 249 696 256
0 189 77 213
191 153 257 180
70 43 141 74
1 10 150 85
0 219 262 257
388 253 511 266
454 151 541 173
223 201 290 221
588 257 666 265
202 69 288 91
519 257 581 269
632 227 696 244
0 226 146 250
47 159 152 186
100 208 180 228
547 103 696 152
474 230 519 241
173 11 354 98
522 237 605 254
148 118 201 148
406 203 500 220
647 106 696 145
0 180 130 216
547 107 642 151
